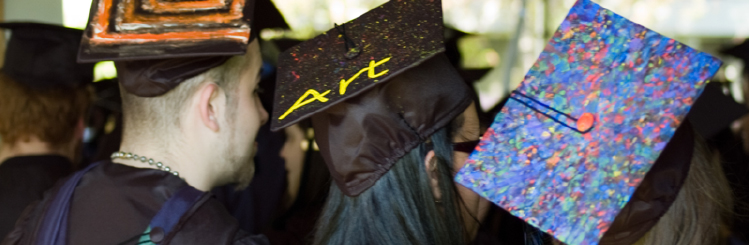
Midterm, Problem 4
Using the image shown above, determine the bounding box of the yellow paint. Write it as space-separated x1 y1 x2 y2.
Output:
339 57 391 95
279 89 331 120
279 57 391 121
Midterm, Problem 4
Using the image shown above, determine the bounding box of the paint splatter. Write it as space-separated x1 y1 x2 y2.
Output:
454 0 721 244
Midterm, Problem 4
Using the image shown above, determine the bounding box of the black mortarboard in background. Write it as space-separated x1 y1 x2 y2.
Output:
252 0 290 31
271 0 473 196
0 23 94 90
722 39 749 74
687 81 749 138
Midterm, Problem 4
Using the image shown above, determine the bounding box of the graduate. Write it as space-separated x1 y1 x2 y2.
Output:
0 23 94 239
2 0 270 244
455 0 731 244
269 0 489 244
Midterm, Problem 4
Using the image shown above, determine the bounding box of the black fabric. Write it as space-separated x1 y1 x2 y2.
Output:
115 56 230 97
722 39 749 74
311 54 472 196
0 155 73 239
687 82 749 138
1 160 268 245
0 22 94 90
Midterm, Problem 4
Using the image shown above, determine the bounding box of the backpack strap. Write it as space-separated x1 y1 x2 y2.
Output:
36 162 101 245
145 185 207 244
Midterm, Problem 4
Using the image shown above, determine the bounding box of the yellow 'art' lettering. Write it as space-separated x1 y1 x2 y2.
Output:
278 57 392 121
279 89 331 120
339 57 391 95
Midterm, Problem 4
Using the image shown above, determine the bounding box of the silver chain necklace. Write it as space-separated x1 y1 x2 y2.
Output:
110 151 179 177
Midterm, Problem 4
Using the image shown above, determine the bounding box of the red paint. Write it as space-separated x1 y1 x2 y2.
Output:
577 113 595 132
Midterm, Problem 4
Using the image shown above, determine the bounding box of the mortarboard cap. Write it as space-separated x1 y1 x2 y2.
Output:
454 0 722 244
0 22 94 90
722 39 749 63
270 0 472 196
687 81 749 139
77 0 259 97
252 0 290 31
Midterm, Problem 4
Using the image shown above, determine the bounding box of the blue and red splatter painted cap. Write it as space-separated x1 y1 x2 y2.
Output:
455 0 722 244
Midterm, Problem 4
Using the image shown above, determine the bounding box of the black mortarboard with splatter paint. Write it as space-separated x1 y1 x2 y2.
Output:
270 0 473 196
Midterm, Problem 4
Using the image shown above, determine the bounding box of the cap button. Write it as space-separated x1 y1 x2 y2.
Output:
150 226 165 243
576 113 595 133
345 47 361 59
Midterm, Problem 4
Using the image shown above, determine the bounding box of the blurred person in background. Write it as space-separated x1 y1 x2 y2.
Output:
0 23 93 239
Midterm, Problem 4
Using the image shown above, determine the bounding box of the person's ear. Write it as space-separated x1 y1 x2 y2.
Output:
198 83 221 132
424 150 442 202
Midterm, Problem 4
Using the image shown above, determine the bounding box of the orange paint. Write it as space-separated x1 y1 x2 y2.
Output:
121 0 244 26
576 113 595 132
90 0 248 44
546 156 560 169
144 0 226 13
91 29 250 44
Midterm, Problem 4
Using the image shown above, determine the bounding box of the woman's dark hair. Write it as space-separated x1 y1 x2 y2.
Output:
313 127 467 245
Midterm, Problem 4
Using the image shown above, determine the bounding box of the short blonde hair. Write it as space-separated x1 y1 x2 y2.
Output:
635 134 733 245
119 55 250 142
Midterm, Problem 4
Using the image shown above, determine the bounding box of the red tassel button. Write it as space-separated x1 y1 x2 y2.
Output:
576 113 595 132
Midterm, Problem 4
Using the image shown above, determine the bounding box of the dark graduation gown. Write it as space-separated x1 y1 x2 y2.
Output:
1 160 268 245
0 155 73 239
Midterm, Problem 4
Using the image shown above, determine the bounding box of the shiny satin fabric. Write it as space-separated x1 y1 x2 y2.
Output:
311 54 472 197
1 160 268 245
115 56 230 97
599 120 695 244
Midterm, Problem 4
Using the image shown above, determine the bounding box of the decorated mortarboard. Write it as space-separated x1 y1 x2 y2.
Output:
0 22 94 90
454 0 722 244
77 0 261 97
270 0 472 196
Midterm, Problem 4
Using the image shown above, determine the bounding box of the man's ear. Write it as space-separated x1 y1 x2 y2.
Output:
424 150 442 201
198 83 221 132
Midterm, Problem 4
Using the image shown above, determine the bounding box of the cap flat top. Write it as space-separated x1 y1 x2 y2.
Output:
270 0 445 131
0 22 94 90
454 0 721 244
77 0 254 62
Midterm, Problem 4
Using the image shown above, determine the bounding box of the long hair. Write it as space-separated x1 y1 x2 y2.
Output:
313 128 468 245
634 134 733 245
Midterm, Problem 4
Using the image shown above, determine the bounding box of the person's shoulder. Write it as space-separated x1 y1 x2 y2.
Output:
0 174 68 245
168 197 268 245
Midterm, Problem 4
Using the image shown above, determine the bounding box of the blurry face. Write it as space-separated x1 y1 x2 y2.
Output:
451 102 490 238
222 40 268 189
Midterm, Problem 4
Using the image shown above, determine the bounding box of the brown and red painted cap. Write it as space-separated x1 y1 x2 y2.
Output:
270 0 473 196
76 0 286 97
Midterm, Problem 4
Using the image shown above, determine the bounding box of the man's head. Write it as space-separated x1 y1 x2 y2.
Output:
0 72 90 158
119 40 267 190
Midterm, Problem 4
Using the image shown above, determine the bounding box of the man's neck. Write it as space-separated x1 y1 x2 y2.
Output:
115 140 217 192
0 137 72 164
